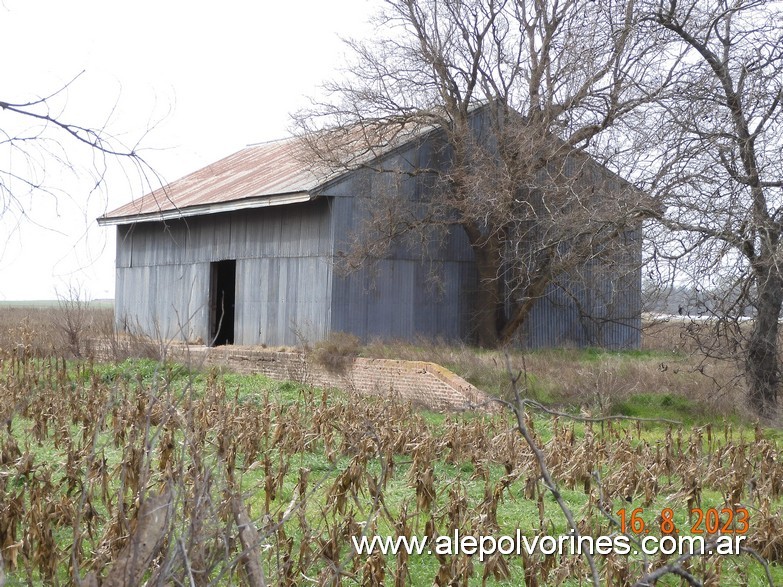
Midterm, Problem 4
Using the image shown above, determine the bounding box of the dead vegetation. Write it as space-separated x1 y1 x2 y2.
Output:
0 304 780 584
0 342 781 583
0 304 751 419
361 327 748 419
0 304 161 362
312 332 361 374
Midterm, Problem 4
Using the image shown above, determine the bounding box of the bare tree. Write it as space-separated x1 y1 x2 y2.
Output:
0 73 154 231
637 0 783 416
295 0 673 347
55 282 91 358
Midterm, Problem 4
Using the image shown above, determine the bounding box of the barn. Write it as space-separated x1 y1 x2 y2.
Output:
98 118 641 349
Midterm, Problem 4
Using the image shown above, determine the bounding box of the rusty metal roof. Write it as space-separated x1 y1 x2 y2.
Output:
98 136 337 225
98 115 443 226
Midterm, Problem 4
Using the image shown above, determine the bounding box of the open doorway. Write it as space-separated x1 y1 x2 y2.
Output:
209 260 236 346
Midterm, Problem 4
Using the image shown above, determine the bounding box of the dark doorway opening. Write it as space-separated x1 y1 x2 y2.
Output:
210 260 236 346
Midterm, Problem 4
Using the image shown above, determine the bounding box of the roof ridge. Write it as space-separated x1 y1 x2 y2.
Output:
244 135 297 148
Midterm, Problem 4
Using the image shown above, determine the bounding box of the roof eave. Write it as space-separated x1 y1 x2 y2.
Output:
97 191 315 227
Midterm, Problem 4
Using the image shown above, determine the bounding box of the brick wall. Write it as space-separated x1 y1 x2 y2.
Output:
172 346 496 412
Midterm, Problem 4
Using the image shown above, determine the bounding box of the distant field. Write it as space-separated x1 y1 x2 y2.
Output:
0 299 114 308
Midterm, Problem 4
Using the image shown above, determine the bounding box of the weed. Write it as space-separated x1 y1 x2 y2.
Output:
312 331 360 373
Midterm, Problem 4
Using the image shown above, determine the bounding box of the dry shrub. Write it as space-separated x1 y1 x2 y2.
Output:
0 305 112 358
641 318 737 357
545 354 745 418
312 331 360 373
642 317 754 358
360 336 749 418
0 307 60 357
0 304 167 363
552 360 635 416
92 315 164 362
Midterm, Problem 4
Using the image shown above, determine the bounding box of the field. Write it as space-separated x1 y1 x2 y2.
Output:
0 304 782 586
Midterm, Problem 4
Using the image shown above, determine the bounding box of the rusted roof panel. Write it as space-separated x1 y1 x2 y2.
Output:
101 137 333 222
99 114 444 225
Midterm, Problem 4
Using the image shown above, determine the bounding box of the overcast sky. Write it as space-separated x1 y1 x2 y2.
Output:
0 0 373 300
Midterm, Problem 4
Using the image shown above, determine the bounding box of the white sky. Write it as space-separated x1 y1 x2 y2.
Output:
0 0 373 300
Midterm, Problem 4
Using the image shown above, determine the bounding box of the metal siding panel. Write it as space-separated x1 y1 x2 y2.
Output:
533 281 583 348
275 259 288 344
234 259 247 345
114 267 127 330
181 221 197 264
369 261 393 337
116 226 132 268
121 202 332 267
293 258 309 342
231 212 249 259
283 206 304 257
116 263 208 342
240 213 261 259
317 257 332 338
445 225 473 262
130 225 148 267
301 258 318 338
142 266 155 334
236 255 331 346
262 210 283 257
211 215 232 262
226 211 239 261
283 259 297 344
330 273 350 334
240 257 271 344
258 258 271 343
329 196 354 336
262 258 277 344
187 263 210 343
197 221 216 262
413 262 437 338
367 266 386 335
437 262 461 340
459 261 476 341
348 268 369 339
300 201 322 256
330 193 355 255
287 257 329 344
398 260 415 338
157 267 183 340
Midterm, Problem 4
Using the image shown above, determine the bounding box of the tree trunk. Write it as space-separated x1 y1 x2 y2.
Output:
499 276 551 345
746 269 783 416
472 245 503 348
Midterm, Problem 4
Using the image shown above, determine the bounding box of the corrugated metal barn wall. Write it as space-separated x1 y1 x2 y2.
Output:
518 227 642 349
510 153 643 350
320 122 642 349
324 138 477 342
114 199 333 346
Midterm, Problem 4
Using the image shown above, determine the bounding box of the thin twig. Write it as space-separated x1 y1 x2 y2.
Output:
494 396 683 426
740 545 775 587
178 538 196 587
504 353 601 587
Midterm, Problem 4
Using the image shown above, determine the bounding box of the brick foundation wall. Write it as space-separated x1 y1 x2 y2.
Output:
169 346 496 412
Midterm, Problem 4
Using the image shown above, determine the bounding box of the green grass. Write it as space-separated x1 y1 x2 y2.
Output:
612 392 702 421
